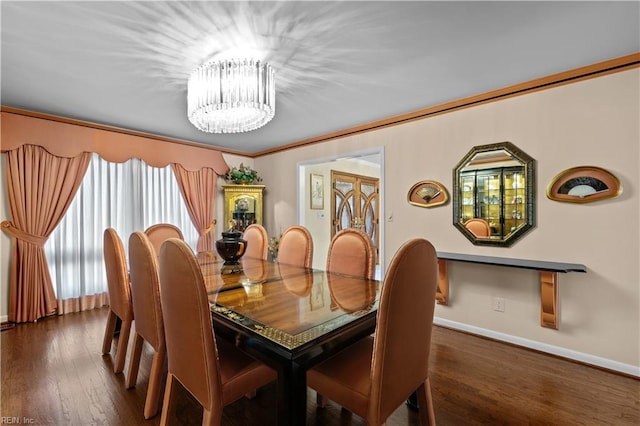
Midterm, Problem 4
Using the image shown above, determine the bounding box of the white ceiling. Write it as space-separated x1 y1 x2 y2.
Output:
2 1 638 155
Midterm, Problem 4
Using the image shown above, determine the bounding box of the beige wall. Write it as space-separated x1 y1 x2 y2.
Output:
255 69 640 375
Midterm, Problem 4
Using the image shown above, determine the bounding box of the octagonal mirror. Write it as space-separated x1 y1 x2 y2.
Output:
453 141 535 247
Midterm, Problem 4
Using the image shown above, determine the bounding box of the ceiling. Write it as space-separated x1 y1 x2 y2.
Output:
2 1 638 155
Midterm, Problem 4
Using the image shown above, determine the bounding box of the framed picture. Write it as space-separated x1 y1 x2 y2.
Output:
310 173 324 209
407 180 449 208
546 165 622 203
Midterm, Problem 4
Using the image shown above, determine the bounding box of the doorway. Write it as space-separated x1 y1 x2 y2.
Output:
298 148 384 278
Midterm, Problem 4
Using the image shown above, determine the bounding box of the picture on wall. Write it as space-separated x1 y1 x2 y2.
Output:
407 180 449 208
546 166 622 203
310 173 324 209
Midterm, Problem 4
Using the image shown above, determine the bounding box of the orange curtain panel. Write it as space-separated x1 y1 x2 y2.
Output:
2 145 91 322
171 163 218 253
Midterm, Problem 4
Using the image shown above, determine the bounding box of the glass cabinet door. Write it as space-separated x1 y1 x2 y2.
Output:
460 174 475 222
503 169 527 235
476 171 501 236
222 185 265 232
460 167 525 239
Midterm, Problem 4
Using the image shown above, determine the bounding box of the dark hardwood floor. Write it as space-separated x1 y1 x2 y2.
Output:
1 307 638 425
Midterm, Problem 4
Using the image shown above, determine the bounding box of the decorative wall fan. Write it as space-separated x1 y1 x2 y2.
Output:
546 166 622 203
407 180 449 208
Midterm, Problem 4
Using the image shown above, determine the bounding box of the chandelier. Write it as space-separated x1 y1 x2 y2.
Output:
187 58 275 133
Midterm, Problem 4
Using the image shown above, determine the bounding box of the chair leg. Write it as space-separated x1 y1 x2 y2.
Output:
316 392 328 408
160 373 177 426
144 348 167 419
114 318 132 374
416 377 436 426
102 311 117 355
202 408 222 426
125 333 144 389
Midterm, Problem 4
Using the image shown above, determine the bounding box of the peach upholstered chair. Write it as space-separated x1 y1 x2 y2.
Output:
464 218 491 238
126 231 166 419
158 238 276 426
326 228 376 279
144 223 184 255
277 225 313 268
242 223 268 260
102 228 134 374
308 238 439 425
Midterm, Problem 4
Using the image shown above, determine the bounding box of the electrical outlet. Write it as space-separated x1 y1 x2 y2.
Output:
492 297 505 312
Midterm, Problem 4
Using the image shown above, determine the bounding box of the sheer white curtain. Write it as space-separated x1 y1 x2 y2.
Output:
45 153 199 313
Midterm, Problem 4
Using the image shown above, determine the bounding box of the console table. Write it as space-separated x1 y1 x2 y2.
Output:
436 251 587 329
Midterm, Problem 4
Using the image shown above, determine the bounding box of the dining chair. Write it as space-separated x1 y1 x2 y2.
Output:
101 228 134 374
464 218 491 238
157 238 277 426
308 238 439 425
144 223 184 255
277 225 313 268
242 223 268 260
326 228 376 279
126 231 166 419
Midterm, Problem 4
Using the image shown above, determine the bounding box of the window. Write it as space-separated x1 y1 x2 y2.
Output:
45 153 198 304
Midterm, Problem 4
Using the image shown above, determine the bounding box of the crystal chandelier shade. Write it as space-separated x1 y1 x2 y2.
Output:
187 58 275 133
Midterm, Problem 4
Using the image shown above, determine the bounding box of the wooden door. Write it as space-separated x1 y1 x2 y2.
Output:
331 171 380 263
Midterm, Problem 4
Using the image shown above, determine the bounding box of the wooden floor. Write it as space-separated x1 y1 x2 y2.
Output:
1 307 638 425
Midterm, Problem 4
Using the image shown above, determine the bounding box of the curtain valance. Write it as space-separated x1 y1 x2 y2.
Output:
1 111 229 174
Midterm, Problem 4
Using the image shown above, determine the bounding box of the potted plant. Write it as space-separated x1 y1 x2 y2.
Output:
223 163 263 185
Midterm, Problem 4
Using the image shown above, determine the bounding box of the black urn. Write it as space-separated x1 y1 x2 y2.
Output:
215 230 247 265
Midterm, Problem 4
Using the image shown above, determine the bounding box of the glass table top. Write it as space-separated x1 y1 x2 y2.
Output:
198 254 380 350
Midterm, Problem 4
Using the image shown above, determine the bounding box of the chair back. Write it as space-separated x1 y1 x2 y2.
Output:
103 228 133 321
144 223 184 255
158 238 222 413
464 218 491 238
128 231 165 351
368 238 438 424
243 224 268 260
326 228 375 279
277 225 313 268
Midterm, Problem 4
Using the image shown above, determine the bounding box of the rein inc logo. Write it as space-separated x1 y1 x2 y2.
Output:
1 418 35 424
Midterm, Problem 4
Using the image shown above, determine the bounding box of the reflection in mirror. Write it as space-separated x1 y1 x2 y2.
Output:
453 142 535 247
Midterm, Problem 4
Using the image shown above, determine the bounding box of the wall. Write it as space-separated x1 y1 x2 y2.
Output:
256 69 640 375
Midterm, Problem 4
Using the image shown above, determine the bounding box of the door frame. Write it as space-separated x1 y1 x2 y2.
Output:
297 147 385 279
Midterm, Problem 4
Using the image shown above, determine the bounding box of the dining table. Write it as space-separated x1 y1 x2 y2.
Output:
196 252 381 426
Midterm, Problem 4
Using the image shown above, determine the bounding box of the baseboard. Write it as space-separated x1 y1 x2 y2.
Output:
434 317 640 378
0 315 8 323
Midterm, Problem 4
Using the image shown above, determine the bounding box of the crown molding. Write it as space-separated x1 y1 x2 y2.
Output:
2 53 638 159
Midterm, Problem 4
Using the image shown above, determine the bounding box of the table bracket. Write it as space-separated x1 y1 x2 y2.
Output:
436 259 448 305
540 271 558 329
435 252 586 329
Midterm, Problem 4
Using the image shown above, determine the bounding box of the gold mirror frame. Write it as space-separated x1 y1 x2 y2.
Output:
546 166 622 203
407 180 449 208
453 141 536 247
